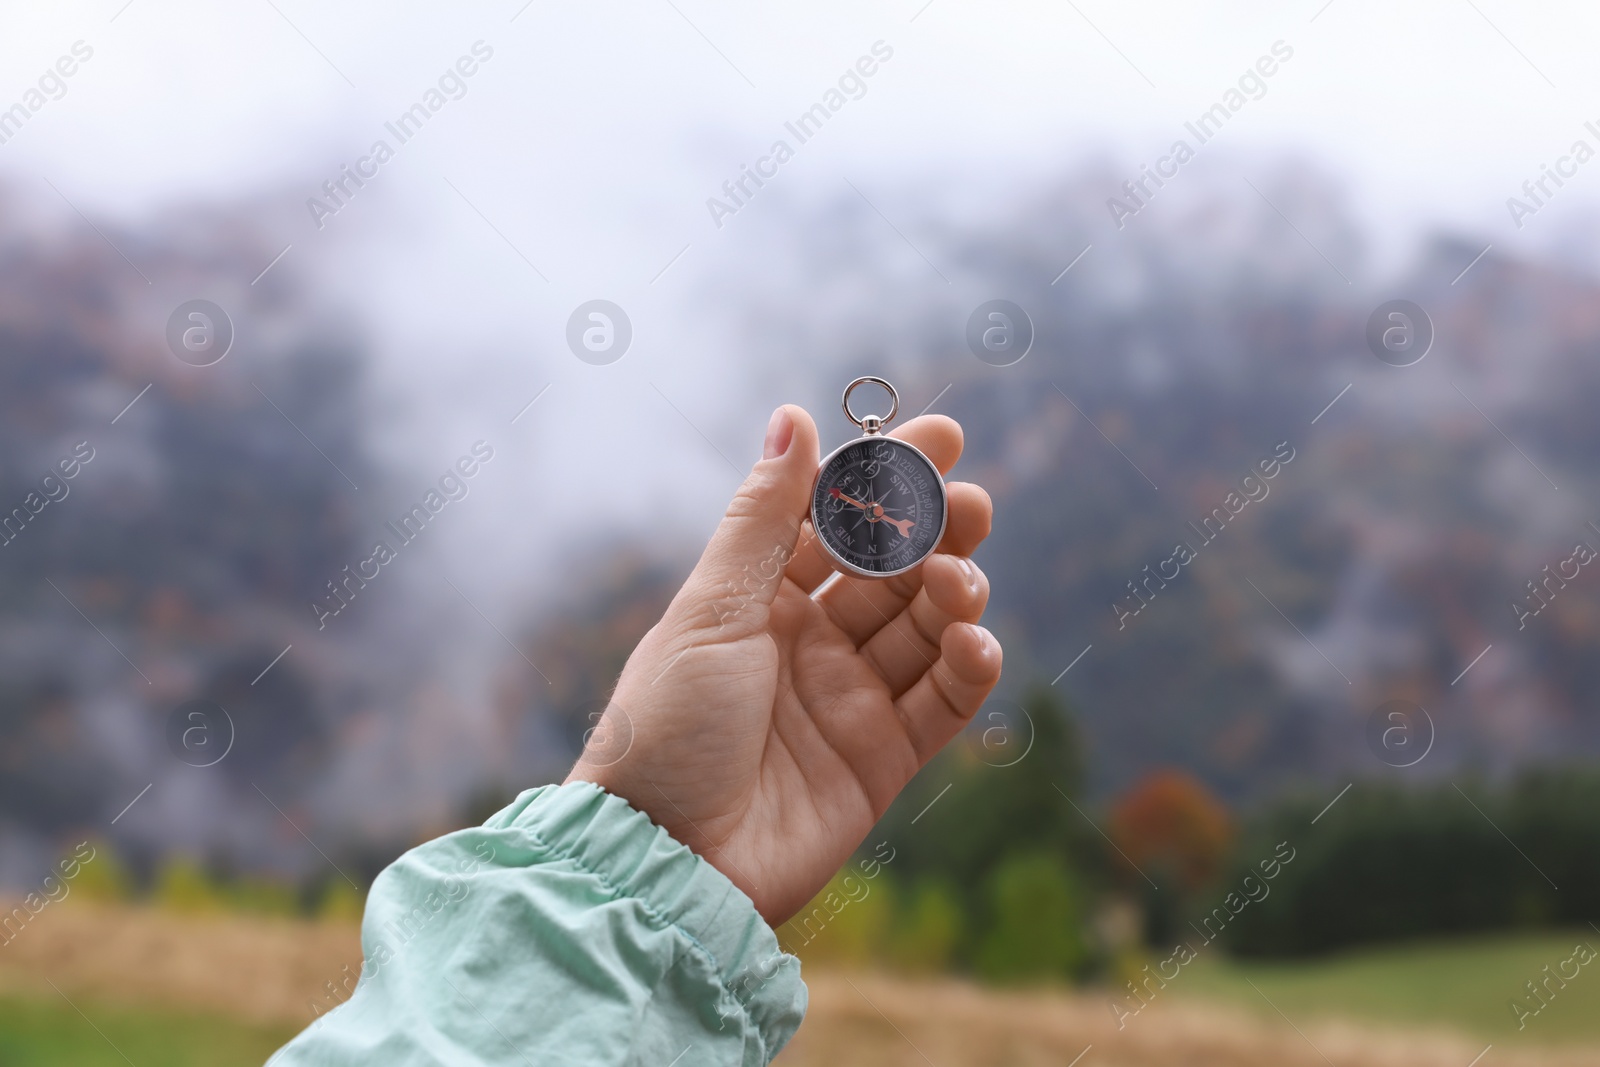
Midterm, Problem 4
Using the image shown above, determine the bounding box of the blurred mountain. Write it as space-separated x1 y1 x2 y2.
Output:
0 189 387 885
5 158 1600 887
722 161 1600 803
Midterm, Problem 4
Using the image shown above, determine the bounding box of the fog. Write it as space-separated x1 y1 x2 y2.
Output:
6 0 1600 881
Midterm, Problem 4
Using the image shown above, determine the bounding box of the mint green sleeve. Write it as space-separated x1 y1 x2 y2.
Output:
269 782 806 1066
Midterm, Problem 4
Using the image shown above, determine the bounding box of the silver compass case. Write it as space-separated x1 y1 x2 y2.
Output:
809 377 950 580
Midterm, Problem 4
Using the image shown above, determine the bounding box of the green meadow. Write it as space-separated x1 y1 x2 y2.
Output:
1176 929 1600 1045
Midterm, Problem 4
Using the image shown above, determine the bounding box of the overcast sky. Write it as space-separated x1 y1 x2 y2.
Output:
6 1 1597 234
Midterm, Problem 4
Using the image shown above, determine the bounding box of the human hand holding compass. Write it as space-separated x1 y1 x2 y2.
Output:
566 401 998 927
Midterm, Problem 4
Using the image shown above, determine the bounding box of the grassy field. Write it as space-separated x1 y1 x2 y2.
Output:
1174 930 1600 1045
0 990 293 1066
5 899 1599 1065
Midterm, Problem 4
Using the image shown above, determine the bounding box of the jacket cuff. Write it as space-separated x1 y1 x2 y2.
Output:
484 781 806 1058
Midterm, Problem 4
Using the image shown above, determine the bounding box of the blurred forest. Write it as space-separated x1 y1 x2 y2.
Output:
5 157 1600 969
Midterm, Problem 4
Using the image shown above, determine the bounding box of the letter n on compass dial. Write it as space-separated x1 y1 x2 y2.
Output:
811 437 947 578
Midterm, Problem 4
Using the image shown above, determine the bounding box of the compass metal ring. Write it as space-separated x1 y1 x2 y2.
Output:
842 376 899 431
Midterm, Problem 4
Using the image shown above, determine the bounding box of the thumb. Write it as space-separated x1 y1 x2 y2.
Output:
678 404 819 632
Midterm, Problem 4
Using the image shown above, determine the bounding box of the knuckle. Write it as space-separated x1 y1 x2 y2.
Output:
907 607 942 651
723 473 774 522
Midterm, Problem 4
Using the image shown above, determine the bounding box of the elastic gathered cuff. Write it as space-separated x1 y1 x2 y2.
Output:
484 782 806 1059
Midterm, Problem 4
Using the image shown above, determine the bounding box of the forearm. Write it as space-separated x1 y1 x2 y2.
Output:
270 782 806 1066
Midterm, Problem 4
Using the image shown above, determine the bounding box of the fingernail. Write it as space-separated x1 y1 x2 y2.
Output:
955 556 978 589
763 407 793 460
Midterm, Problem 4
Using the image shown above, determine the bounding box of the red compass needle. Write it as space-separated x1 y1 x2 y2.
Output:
829 488 914 538
829 487 871 511
875 514 914 537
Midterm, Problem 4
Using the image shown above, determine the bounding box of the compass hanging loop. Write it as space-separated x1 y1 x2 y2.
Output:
842 376 899 436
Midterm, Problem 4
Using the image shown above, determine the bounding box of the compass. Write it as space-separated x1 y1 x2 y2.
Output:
810 377 948 579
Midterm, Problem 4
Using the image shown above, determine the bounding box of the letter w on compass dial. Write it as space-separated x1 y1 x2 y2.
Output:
813 438 945 577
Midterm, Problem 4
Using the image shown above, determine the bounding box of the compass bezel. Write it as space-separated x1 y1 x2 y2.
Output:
808 434 949 580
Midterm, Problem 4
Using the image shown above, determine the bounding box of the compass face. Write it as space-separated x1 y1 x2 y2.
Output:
811 436 947 577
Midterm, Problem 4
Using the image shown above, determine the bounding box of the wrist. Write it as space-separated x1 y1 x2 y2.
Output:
562 760 614 792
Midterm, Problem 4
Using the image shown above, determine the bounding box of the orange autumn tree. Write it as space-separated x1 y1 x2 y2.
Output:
1109 769 1232 893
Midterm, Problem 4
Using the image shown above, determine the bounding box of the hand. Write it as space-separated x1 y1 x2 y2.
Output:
565 405 1000 926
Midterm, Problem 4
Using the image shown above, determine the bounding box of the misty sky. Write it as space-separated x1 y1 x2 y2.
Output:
6 1 1597 234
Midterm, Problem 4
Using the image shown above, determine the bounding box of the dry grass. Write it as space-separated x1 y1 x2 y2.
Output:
5 899 1598 1065
779 970 1600 1067
0 898 360 1028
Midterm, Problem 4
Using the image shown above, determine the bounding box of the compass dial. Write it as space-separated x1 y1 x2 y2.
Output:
811 436 946 577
